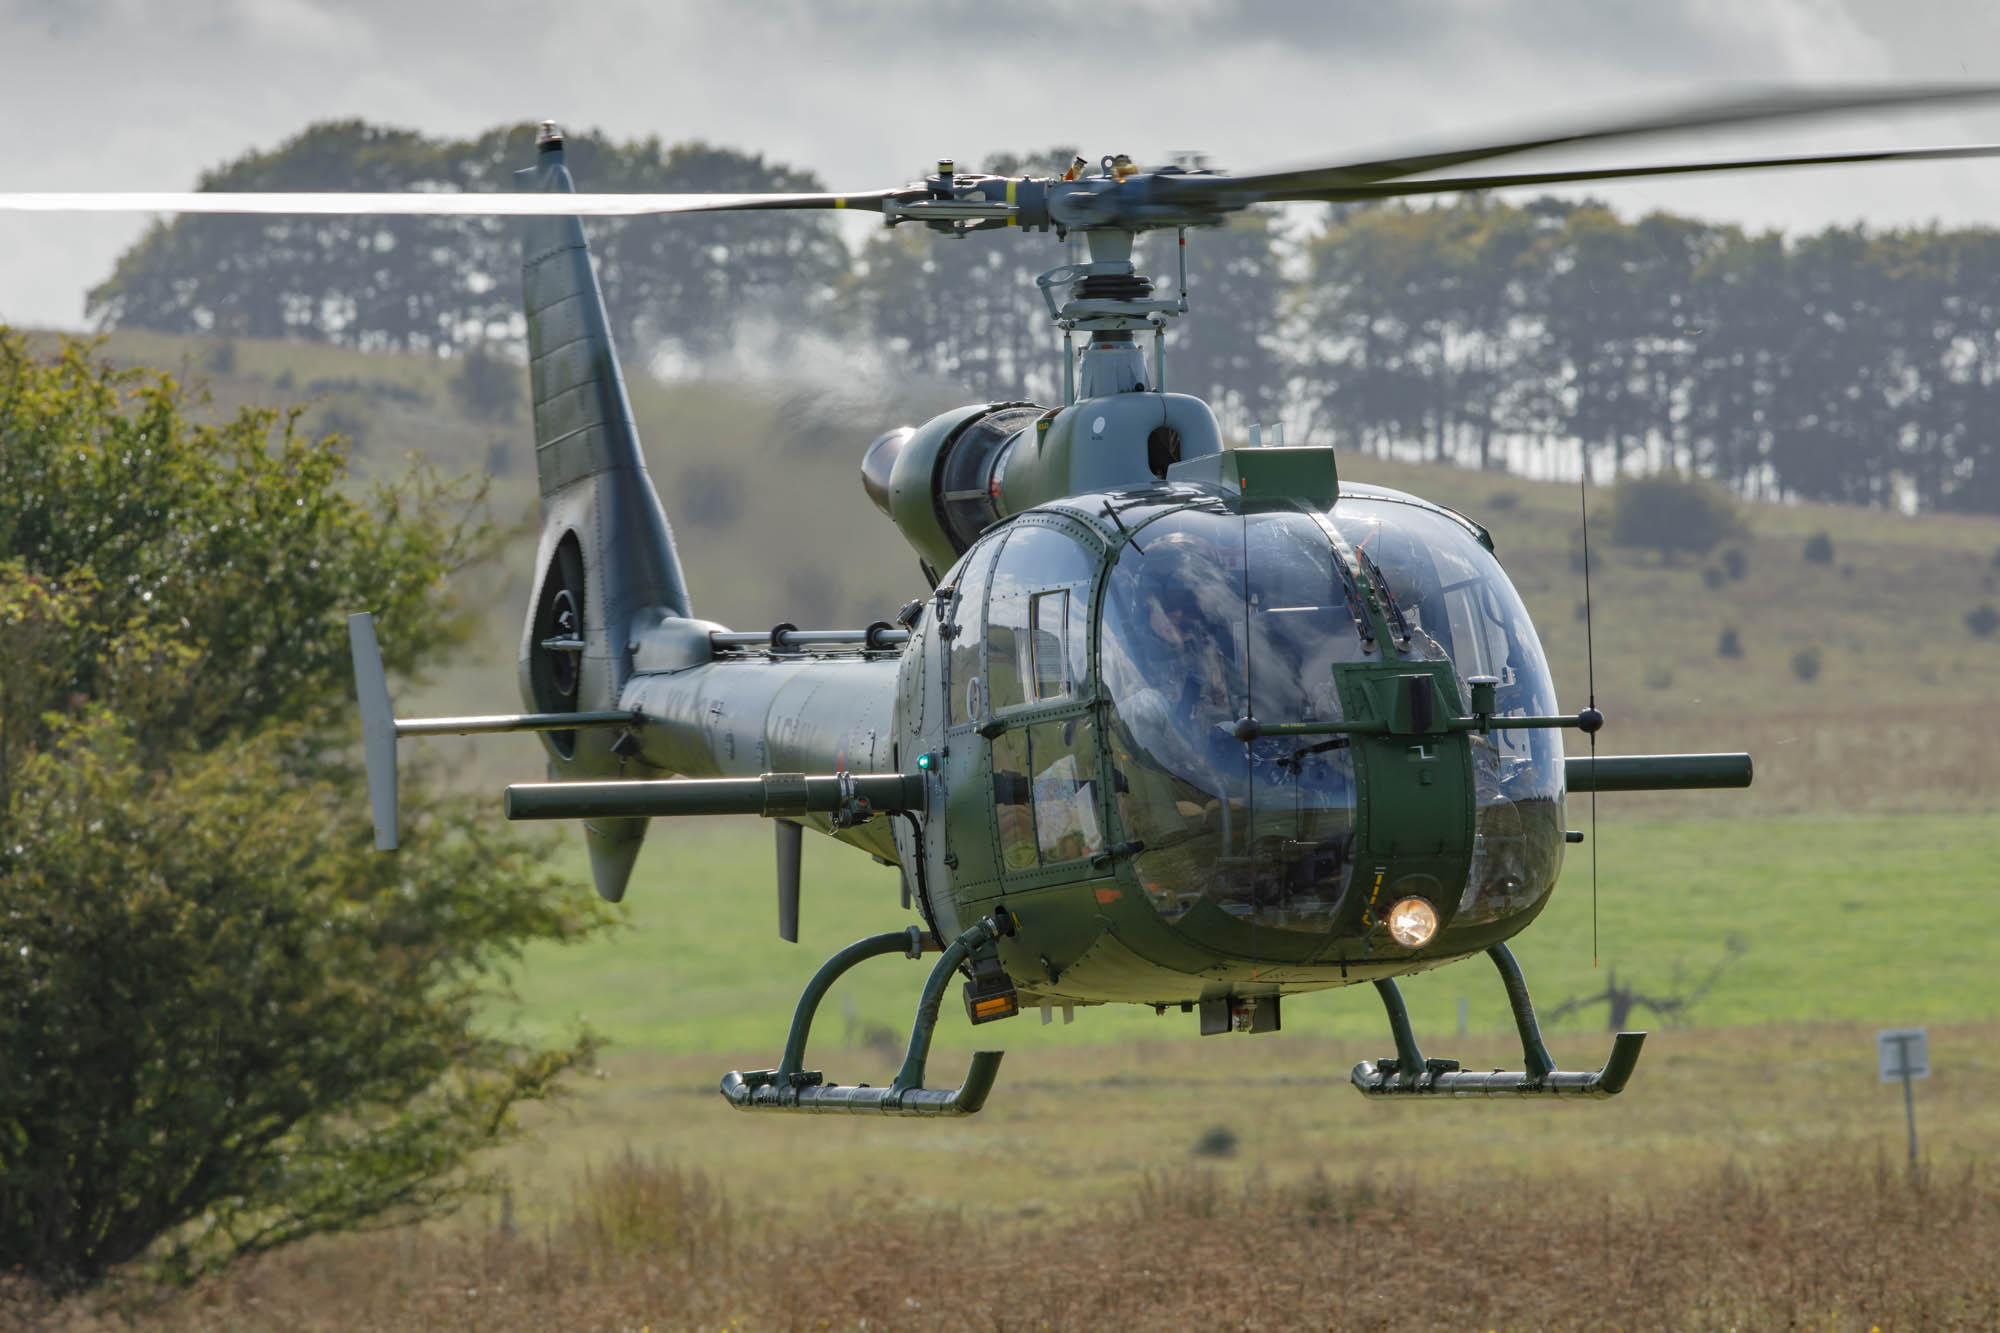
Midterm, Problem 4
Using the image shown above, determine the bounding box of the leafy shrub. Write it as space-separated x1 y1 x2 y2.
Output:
0 332 610 1293
1967 604 2000 638
1608 472 1744 562
1721 547 1748 580
1791 646 1822 682
1718 626 1743 658
1191 1125 1240 1159
1804 531 1835 565
1703 566 1724 589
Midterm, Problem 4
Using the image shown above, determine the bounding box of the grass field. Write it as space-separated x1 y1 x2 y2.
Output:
493 811 2000 1060
26 1023 2000 1329
16 328 2000 1328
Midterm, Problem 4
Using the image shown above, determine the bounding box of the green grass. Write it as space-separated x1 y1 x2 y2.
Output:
494 810 2000 1062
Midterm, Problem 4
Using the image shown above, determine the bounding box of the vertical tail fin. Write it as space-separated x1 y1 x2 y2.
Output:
515 123 687 902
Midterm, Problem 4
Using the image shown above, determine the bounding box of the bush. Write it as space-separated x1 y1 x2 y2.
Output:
1721 547 1748 581
1717 626 1743 658
1790 646 1822 682
1702 566 1724 589
1608 472 1744 562
0 331 611 1293
1804 531 1835 565
1967 604 2000 638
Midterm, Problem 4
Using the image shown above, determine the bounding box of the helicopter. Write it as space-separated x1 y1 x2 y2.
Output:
15 86 2000 1116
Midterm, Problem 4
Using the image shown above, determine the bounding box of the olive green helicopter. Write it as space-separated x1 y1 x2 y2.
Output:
16 86 2000 1115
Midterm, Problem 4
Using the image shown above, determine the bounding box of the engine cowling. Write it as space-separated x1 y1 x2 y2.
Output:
864 392 1224 579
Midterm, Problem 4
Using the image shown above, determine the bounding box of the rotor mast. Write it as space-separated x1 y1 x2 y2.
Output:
1034 224 1190 404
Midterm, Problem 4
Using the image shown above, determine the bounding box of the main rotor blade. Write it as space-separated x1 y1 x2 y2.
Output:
1302 141 2000 203
1168 83 2000 204
0 188 900 217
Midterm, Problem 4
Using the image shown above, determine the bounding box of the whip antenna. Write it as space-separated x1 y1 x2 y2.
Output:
1579 469 1601 967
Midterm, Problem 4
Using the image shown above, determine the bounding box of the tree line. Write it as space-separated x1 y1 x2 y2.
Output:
88 121 2000 513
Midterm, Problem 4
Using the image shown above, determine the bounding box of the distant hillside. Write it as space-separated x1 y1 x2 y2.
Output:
27 326 2000 815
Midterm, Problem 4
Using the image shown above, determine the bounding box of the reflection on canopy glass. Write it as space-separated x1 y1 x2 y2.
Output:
1101 505 1363 935
1097 494 1568 943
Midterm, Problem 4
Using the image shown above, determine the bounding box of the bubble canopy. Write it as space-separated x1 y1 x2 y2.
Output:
1090 489 1566 945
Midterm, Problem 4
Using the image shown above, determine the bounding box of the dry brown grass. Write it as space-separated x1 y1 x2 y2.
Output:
16 1142 1998 1332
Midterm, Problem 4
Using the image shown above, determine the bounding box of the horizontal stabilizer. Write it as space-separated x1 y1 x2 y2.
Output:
347 611 638 852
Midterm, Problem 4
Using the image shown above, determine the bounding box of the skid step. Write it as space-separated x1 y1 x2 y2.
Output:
1351 1031 1647 1098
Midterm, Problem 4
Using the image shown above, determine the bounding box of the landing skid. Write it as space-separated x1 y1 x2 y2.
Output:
1350 943 1646 1099
719 916 1011 1116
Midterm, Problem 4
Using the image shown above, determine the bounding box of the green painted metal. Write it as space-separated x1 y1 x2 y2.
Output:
1332 659 1477 941
719 916 1010 1116
776 929 927 1076
1351 1033 1647 1098
1566 753 1753 791
502 772 924 821
1164 445 1338 507
1351 943 1647 1097
1487 942 1556 1081
1373 978 1429 1086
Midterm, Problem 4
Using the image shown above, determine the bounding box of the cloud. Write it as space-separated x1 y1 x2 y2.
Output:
11 0 2000 332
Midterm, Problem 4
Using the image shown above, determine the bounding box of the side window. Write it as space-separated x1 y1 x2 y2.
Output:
1030 717 1103 863
994 718 1106 873
947 540 998 727
985 524 1096 714
986 571 1028 713
1030 591 1068 700
992 729 1036 871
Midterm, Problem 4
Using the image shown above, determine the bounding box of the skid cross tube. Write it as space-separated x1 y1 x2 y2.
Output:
1351 944 1647 1098
721 918 1008 1116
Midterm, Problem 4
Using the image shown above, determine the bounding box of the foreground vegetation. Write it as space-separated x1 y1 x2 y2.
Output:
18 1069 1999 1330
0 333 611 1292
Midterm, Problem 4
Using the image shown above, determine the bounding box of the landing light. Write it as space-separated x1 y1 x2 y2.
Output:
1387 897 1439 949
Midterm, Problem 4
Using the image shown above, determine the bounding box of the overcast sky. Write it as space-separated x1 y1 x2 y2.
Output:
9 0 2000 331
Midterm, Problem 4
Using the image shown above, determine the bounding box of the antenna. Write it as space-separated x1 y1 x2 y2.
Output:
1578 469 1601 967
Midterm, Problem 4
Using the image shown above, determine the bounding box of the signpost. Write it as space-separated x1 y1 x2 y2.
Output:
1877 1027 1929 1170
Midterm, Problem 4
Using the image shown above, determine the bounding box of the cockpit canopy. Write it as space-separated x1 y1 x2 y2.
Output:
943 484 1566 947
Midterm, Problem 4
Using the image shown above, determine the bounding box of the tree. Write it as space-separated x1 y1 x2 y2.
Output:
85 122 846 363
1607 471 1744 562
845 146 1081 402
0 331 613 1292
1545 938 1746 1031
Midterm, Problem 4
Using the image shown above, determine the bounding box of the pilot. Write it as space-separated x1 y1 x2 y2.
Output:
1148 583 1235 720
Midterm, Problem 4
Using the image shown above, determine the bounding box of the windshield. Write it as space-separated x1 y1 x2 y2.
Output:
1097 494 1568 939
1100 505 1364 933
